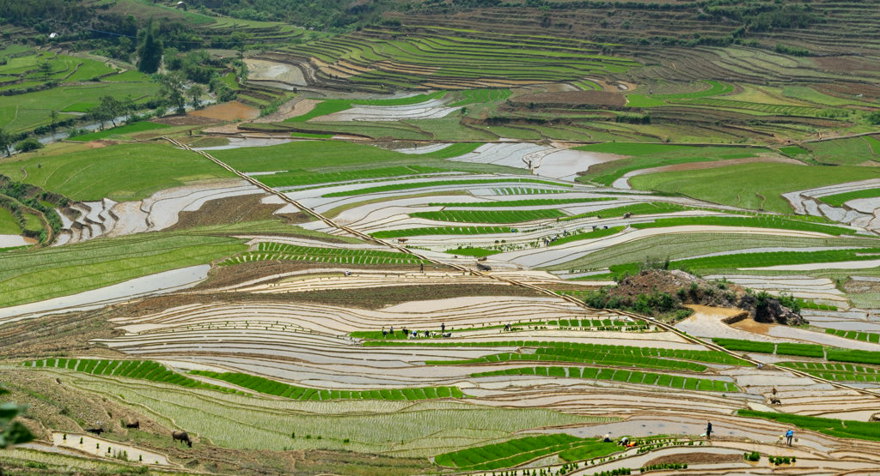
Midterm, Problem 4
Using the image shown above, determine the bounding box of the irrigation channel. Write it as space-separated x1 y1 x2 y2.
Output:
161 136 880 401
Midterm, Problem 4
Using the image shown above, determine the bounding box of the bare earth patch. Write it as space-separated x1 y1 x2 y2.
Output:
253 98 320 123
644 452 742 466
167 194 304 231
191 101 260 121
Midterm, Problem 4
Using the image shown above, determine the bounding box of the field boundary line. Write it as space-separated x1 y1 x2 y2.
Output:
161 137 880 400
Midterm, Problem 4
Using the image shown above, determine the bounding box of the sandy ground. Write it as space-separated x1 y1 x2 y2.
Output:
245 59 307 86
674 305 790 342
0 265 210 325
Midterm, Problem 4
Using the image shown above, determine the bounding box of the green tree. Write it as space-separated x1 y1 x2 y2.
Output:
0 129 12 157
137 20 163 74
158 73 186 115
49 110 59 133
189 85 204 109
0 386 33 448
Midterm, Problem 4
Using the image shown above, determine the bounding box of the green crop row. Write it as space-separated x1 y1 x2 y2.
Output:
372 226 511 238
429 349 709 373
434 433 619 470
715 339 880 365
324 178 569 197
493 187 568 195
23 359 238 393
612 247 880 274
824 328 880 344
563 202 690 221
257 165 447 188
369 340 745 366
412 209 565 224
632 216 854 235
738 410 880 441
473 366 738 392
818 189 880 208
778 361 880 383
429 198 613 208
548 318 649 330
190 371 463 401
550 226 625 246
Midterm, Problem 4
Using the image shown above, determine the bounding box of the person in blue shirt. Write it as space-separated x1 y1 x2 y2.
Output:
785 429 794 446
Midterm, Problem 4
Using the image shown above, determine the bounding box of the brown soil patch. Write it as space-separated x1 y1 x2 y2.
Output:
118 281 531 314
510 90 626 107
814 82 880 102
191 101 260 122
151 114 219 126
729 316 774 335
644 452 742 466
194 260 453 292
814 56 880 73
0 309 123 359
167 194 307 231
85 141 108 149
254 98 320 123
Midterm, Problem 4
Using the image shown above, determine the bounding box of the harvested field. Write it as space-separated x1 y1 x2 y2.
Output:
191 101 260 121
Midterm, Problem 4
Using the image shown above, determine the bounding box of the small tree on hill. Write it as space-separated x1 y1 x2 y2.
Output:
137 20 163 74
189 85 204 109
0 129 13 157
0 386 34 448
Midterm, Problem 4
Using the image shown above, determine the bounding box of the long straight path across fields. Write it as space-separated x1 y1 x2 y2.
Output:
160 136 880 400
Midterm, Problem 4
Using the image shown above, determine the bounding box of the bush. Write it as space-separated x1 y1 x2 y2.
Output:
744 451 760 461
15 138 43 153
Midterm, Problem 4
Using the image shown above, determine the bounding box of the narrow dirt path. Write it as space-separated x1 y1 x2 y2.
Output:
161 136 880 400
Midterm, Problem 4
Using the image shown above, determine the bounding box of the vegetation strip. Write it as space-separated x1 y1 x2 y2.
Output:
738 410 880 441
632 216 855 235
434 434 620 470
324 179 570 197
190 371 463 401
221 242 427 266
472 366 738 392
714 338 880 365
23 359 239 393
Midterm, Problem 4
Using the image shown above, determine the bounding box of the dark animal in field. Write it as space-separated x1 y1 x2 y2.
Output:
55 378 62 385
623 212 632 219
476 263 492 271
125 421 140 429
172 430 193 447
477 257 488 262
770 398 782 405
86 428 104 435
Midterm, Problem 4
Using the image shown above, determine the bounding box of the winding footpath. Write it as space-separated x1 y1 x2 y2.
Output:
161 136 880 401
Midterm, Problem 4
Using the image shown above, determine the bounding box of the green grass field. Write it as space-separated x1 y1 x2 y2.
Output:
0 81 159 133
0 233 245 307
575 143 763 186
0 207 21 235
629 162 880 213
778 361 880 383
69 121 171 141
325 178 566 198
190 371 464 401
550 226 625 246
0 143 234 201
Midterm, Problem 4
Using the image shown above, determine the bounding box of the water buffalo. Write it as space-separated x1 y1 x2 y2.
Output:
125 421 140 429
85 428 104 435
172 430 192 447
